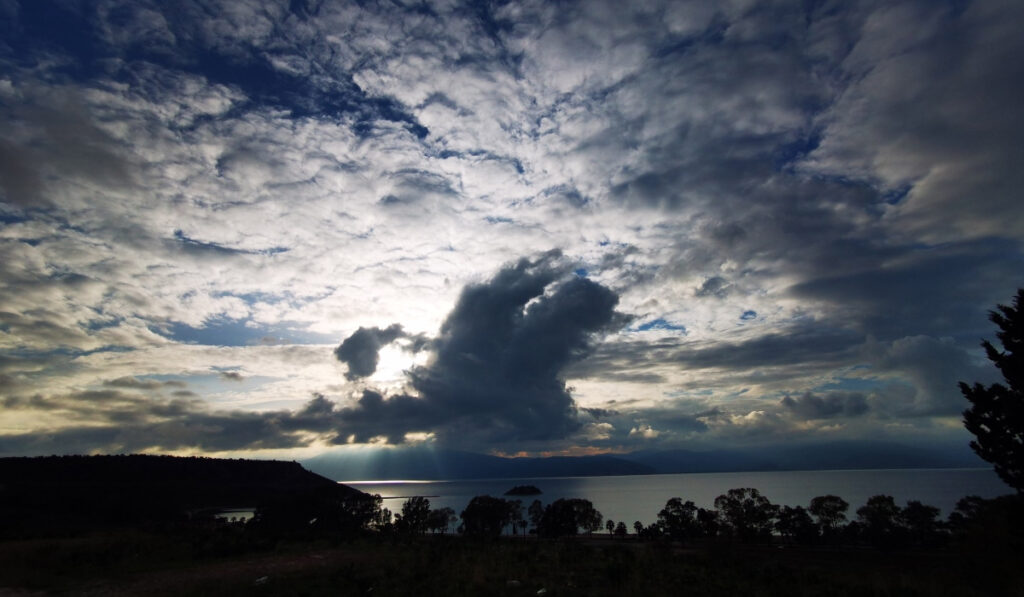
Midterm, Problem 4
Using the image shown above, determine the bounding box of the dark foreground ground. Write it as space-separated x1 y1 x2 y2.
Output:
1 531 1021 597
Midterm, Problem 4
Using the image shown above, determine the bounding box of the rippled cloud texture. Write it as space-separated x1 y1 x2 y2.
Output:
1 0 1021 457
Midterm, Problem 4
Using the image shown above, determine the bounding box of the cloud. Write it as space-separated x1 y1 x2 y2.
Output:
580 325 862 374
800 0 1024 243
694 276 731 299
1 0 1022 458
0 388 331 455
104 376 186 390
865 335 999 417
334 324 408 380
331 253 624 446
780 391 869 420
0 84 137 208
629 425 660 439
788 239 1022 341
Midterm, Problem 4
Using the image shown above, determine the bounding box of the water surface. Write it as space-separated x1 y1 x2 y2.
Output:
345 468 1008 527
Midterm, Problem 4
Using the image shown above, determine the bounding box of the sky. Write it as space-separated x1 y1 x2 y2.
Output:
1 0 1022 460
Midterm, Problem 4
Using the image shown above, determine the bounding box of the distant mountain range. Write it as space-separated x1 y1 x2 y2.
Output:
301 440 986 481
302 449 656 481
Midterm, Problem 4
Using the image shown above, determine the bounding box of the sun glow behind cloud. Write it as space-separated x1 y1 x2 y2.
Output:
369 344 429 389
0 0 1020 458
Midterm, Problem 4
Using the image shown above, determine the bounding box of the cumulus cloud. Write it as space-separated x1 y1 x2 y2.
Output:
629 425 660 439
0 255 626 453
1 0 1022 457
694 276 731 299
330 253 623 446
334 324 410 380
865 335 999 417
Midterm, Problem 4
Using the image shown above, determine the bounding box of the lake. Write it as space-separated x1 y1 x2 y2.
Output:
344 468 1009 528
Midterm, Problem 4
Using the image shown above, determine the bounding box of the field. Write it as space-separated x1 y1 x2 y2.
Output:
1 530 1021 596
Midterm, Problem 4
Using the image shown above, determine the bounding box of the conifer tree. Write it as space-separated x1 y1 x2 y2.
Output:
960 289 1024 493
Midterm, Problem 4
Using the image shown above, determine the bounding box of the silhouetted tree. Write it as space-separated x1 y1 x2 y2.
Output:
375 505 392 531
614 521 628 537
714 488 778 543
528 499 545 532
960 288 1024 492
460 496 516 538
657 497 700 541
637 522 663 540
633 520 643 535
254 490 388 537
809 494 849 540
900 500 943 547
537 498 602 538
397 496 431 534
582 504 603 535
856 495 904 548
427 506 456 534
349 493 390 533
946 495 988 535
507 499 523 535
946 493 1024 550
606 519 615 535
775 505 818 545
696 507 720 538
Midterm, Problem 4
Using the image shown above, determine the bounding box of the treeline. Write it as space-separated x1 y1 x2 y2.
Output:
248 487 1022 551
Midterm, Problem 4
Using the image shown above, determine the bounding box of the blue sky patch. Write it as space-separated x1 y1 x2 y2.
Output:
636 318 687 333
157 316 334 347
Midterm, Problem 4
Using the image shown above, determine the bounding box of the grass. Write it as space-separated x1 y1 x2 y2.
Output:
0 530 1021 596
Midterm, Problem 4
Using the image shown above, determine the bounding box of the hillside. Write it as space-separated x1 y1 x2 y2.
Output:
0 454 361 532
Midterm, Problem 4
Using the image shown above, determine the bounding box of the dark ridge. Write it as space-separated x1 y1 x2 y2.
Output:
0 454 362 534
303 448 656 480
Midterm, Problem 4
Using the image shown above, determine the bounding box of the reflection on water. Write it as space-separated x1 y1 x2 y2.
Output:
214 508 255 522
345 468 1007 526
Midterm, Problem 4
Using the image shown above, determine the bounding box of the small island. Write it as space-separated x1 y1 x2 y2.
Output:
504 484 542 496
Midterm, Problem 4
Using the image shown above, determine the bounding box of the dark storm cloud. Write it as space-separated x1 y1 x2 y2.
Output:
673 327 862 370
0 390 327 454
780 391 869 420
694 276 731 299
573 324 862 381
802 0 1024 241
865 335 999 417
328 389 441 444
0 411 306 455
580 0 1022 375
334 324 413 380
330 253 624 444
788 239 1023 342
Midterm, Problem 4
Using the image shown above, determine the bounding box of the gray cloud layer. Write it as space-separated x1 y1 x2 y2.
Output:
1 0 1022 456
